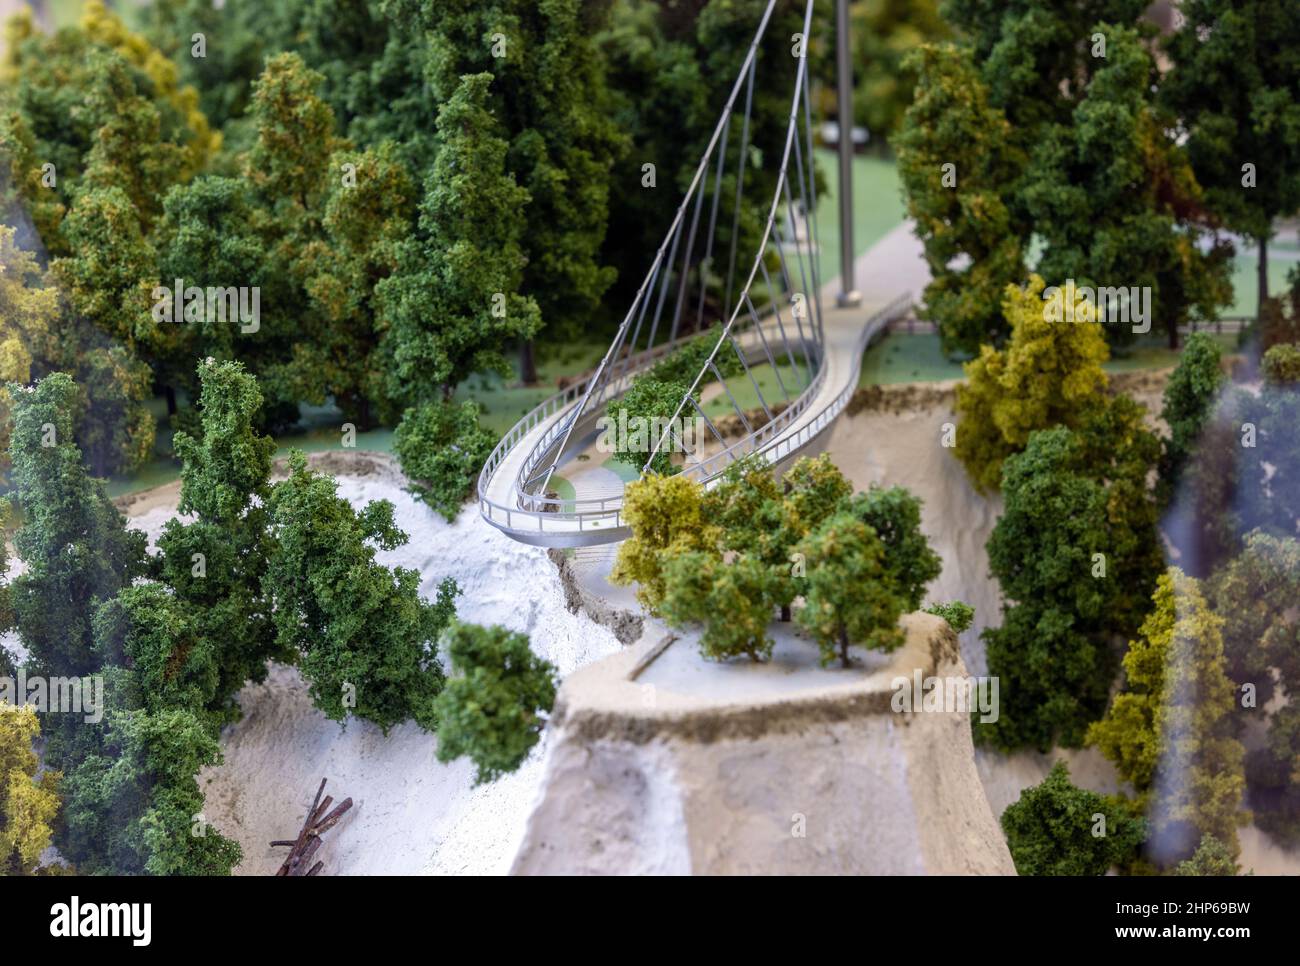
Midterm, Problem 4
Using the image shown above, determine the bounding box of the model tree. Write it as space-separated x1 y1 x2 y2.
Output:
778 453 854 539
0 226 58 482
795 512 905 667
844 484 941 610
380 71 537 403
1 3 212 239
944 0 1149 129
605 326 742 474
1000 761 1145 876
1 4 214 470
953 275 1111 493
660 550 778 661
849 0 952 141
396 0 623 379
702 454 794 618
92 585 220 723
1209 532 1300 845
307 142 415 427
267 451 459 733
924 600 975 633
433 623 558 784
895 43 1025 354
611 472 721 612
1021 25 1231 349
1159 332 1225 503
1174 835 1241 876
1087 569 1246 865
59 706 242 876
604 377 692 475
1163 0 1300 320
0 707 61 876
156 359 287 720
6 373 148 679
643 455 941 665
378 73 536 515
393 399 496 521
981 407 1162 751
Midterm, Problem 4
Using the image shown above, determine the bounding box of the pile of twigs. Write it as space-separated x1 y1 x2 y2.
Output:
271 778 353 876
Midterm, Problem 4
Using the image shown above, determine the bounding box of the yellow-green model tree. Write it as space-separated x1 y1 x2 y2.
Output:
1087 568 1247 867
0 707 61 876
611 472 721 612
953 275 1110 493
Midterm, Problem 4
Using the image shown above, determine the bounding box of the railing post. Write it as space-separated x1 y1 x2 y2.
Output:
835 0 861 309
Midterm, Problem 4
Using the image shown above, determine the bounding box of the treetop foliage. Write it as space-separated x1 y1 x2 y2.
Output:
433 622 557 784
953 275 1111 493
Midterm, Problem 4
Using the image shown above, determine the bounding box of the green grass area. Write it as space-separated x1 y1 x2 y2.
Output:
811 149 905 281
1100 332 1238 372
702 361 812 417
1227 252 1294 318
856 329 1243 389
600 455 640 483
452 340 607 436
859 333 964 385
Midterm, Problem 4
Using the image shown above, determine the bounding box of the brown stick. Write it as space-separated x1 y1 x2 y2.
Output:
273 778 350 877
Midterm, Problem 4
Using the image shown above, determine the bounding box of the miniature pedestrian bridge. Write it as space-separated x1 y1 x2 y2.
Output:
478 0 912 547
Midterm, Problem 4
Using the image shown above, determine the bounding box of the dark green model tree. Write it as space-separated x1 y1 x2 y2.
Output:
267 451 459 733
1000 761 1146 876
1209 532 1300 845
604 377 692 475
924 600 975 633
394 399 496 521
59 706 242 876
1159 332 1226 503
1020 24 1232 349
155 359 288 720
433 622 558 784
307 142 416 427
942 0 1150 139
6 374 148 678
981 404 1163 751
844 484 941 610
895 43 1026 355
378 72 540 404
6 370 242 876
1163 0 1300 320
391 0 624 378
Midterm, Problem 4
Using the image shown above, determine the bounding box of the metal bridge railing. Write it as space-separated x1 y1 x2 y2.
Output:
477 293 912 539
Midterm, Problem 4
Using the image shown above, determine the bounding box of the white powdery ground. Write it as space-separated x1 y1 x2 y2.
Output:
125 463 624 876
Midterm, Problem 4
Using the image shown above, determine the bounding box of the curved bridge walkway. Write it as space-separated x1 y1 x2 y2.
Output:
478 0 922 548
